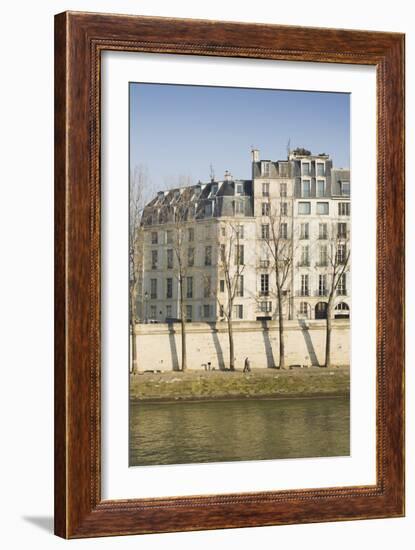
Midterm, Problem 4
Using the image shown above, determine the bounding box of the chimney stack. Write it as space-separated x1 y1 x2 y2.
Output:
251 148 260 162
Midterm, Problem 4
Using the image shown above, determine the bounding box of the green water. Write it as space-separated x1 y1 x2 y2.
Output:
129 396 350 466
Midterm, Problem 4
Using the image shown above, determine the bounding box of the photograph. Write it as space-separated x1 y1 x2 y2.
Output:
129 83 351 466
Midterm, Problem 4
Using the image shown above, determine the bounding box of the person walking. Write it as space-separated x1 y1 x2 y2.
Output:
243 357 251 373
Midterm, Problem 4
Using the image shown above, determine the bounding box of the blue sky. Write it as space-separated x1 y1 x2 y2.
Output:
130 83 350 191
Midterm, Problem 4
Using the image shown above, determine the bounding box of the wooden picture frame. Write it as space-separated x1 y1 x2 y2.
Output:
54 11 405 538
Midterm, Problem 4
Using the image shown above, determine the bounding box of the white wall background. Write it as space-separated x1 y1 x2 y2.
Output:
0 1 412 548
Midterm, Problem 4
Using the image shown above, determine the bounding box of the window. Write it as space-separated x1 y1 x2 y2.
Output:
150 279 157 299
341 181 350 196
186 305 192 321
210 184 218 196
337 243 347 264
262 202 270 216
167 249 173 269
338 202 350 216
300 222 309 239
317 180 325 197
300 245 309 266
317 202 329 215
151 231 158 244
204 276 211 298
166 278 173 299
298 202 311 215
151 250 158 269
187 247 194 267
203 305 211 319
319 245 328 266
205 245 212 266
319 274 327 296
261 162 270 176
337 222 347 238
220 244 226 263
150 305 156 319
302 180 311 198
188 228 194 241
299 302 309 318
280 182 287 197
316 163 325 177
302 162 310 176
236 183 244 195
262 182 270 197
260 273 269 296
236 225 244 239
261 224 270 240
300 274 309 296
260 301 272 313
260 259 270 268
205 202 213 216
219 304 224 318
166 305 172 318
166 230 173 244
280 202 288 216
234 200 244 215
319 223 328 239
235 245 244 265
337 273 347 295
280 223 288 240
220 279 225 292
186 277 193 299
233 304 243 319
221 226 226 237
236 275 244 297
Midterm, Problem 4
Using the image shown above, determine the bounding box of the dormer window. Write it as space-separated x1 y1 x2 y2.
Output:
210 184 218 196
302 162 311 176
341 181 350 196
236 183 243 195
261 162 270 176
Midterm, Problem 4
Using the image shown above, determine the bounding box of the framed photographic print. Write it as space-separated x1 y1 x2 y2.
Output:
54 11 405 538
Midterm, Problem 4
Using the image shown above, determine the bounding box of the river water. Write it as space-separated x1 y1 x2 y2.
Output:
129 396 350 466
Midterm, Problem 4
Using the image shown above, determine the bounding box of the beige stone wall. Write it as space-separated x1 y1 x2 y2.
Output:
133 320 349 371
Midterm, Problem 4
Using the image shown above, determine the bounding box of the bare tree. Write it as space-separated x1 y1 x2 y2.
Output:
323 223 351 368
214 222 245 371
263 199 294 369
129 165 148 374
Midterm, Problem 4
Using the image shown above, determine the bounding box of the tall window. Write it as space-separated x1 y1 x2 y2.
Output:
150 305 156 319
341 181 350 196
235 245 244 265
337 273 347 295
337 222 347 238
319 245 328 266
280 182 287 197
203 305 211 319
317 202 329 215
166 248 173 269
300 245 309 266
261 162 270 176
204 276 211 298
186 277 193 298
205 245 212 266
280 223 288 240
302 163 310 176
300 222 309 239
236 183 244 195
337 243 347 264
187 247 194 267
300 274 309 296
150 279 157 299
220 279 225 292
220 244 226 263
280 202 288 216
233 304 243 319
316 163 325 177
319 223 328 239
234 200 244 215
317 180 325 197
302 180 311 198
262 182 270 197
338 202 350 216
166 305 172 318
299 302 309 318
262 202 270 216
260 273 269 296
261 224 270 240
166 230 173 244
298 202 311 215
236 275 244 297
188 228 194 241
186 305 192 321
166 278 173 299
319 274 327 296
236 225 244 239
151 250 158 270
151 231 158 244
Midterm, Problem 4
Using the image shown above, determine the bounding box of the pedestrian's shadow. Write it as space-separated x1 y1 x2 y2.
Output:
22 516 54 533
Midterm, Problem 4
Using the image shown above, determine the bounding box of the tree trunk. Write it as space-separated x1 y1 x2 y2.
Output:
324 300 332 368
131 322 138 374
179 278 187 371
227 317 235 371
277 287 285 369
